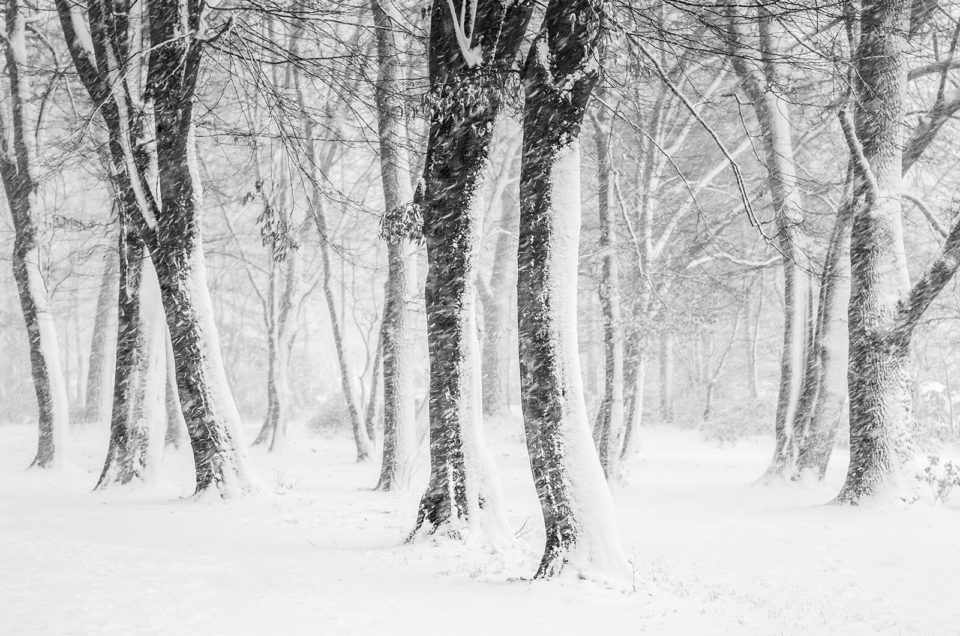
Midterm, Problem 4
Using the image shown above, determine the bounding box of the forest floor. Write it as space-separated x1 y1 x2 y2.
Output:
1 417 958 635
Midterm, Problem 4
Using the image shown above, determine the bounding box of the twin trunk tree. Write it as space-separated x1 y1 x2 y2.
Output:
0 0 70 468
517 0 626 578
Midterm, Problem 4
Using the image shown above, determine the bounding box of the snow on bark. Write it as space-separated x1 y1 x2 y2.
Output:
727 4 815 480
518 0 627 579
2 0 70 469
409 0 533 542
519 139 627 580
96 246 167 489
83 252 119 426
147 0 258 497
371 0 418 491
837 0 916 503
592 98 625 481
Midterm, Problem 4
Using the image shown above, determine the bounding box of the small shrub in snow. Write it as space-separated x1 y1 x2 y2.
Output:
915 455 960 504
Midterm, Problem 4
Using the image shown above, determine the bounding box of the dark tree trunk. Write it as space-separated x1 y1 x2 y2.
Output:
794 195 855 478
2 0 70 468
410 0 533 536
837 0 916 503
96 218 166 488
146 0 256 496
518 0 625 579
728 4 814 479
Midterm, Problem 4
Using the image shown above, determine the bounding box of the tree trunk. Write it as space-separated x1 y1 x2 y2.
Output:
836 0 914 503
728 4 814 479
315 191 371 462
376 244 417 491
367 0 418 490
479 170 519 418
620 353 646 461
409 0 532 537
163 331 187 448
518 0 626 579
146 0 257 496
96 221 166 488
1 0 70 468
592 102 624 481
83 251 118 425
659 332 674 422
793 193 856 479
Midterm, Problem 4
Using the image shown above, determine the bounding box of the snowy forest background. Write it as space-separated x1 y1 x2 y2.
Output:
4 0 960 632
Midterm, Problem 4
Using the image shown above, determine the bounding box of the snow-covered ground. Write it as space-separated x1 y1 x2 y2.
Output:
2 418 958 635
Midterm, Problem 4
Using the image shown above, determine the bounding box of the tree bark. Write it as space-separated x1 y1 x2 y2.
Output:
728 4 814 479
96 222 166 488
479 157 519 418
410 0 532 537
1 0 70 468
146 0 256 496
592 101 624 481
837 0 913 503
83 251 118 425
368 0 418 491
518 0 626 579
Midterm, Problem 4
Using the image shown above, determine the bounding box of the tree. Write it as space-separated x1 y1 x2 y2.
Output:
83 251 118 425
145 0 257 495
727 2 815 480
517 0 626 578
371 0 419 490
0 0 70 468
837 0 960 503
590 96 625 481
410 0 532 537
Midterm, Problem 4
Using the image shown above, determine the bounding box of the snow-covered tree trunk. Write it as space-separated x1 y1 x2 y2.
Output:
368 0 418 484
728 4 814 480
592 102 624 481
479 174 519 418
517 0 626 579
795 194 855 479
835 0 936 503
163 333 187 449
146 0 256 496
83 252 118 425
1 0 70 468
619 353 646 461
96 222 166 488
410 0 532 537
315 185 371 462
367 0 416 488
